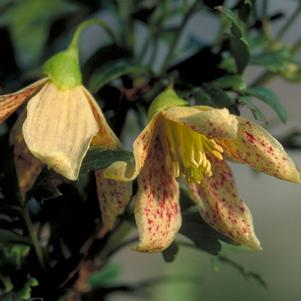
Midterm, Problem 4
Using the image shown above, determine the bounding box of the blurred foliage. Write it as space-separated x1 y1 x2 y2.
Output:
0 0 301 300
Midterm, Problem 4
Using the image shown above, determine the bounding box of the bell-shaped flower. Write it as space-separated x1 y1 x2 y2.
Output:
0 21 132 230
103 87 301 252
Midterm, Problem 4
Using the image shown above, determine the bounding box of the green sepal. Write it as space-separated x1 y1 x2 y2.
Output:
43 47 82 89
148 87 188 120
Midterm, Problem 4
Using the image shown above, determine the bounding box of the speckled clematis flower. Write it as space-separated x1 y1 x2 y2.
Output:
0 30 132 230
103 87 301 252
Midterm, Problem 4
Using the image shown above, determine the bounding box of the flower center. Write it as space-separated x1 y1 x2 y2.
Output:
159 120 223 184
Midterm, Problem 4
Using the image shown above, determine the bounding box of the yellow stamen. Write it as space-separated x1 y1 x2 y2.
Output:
159 120 223 184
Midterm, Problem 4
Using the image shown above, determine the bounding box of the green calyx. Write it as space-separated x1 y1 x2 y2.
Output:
43 46 82 90
148 86 188 120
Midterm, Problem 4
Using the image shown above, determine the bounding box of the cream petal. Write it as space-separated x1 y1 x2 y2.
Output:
186 155 261 251
22 83 99 180
95 170 132 230
162 106 238 139
103 113 162 181
0 78 47 123
134 137 181 252
218 117 301 183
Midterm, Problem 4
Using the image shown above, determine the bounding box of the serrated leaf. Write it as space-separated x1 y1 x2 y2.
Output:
212 75 246 91
203 83 234 107
162 242 179 263
89 60 148 93
81 146 134 174
247 87 287 123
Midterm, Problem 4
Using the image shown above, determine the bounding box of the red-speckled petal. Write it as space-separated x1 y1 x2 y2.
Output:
95 170 132 229
103 113 162 181
0 78 47 123
23 83 99 180
186 155 261 251
162 106 238 139
134 137 181 252
218 117 301 183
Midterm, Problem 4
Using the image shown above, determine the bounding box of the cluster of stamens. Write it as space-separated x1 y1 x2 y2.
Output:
159 120 223 184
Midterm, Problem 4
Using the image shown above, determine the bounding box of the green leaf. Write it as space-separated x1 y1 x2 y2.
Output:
89 60 148 93
0 0 78 70
239 96 267 123
81 146 134 174
179 212 223 255
246 87 287 123
212 75 246 91
88 264 121 288
250 48 291 72
229 34 250 74
216 6 250 73
0 229 30 244
189 87 215 106
203 83 234 107
162 242 179 263
2 277 38 301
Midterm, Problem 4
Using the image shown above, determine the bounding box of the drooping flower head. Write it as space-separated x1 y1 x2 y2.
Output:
0 19 132 230
104 87 301 252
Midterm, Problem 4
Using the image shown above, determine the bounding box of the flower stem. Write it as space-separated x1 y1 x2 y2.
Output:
69 19 117 51
160 0 201 74
21 206 46 270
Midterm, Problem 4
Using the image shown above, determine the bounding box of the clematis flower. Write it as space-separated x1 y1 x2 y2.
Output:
0 21 132 230
103 87 301 252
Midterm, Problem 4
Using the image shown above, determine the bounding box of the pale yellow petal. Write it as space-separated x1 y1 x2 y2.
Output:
95 170 132 229
162 106 238 139
103 113 162 181
82 87 120 149
134 137 181 252
187 155 261 251
22 83 99 180
0 78 47 123
218 117 301 183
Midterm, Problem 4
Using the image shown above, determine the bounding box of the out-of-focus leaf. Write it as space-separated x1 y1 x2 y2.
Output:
212 74 246 91
0 243 30 267
250 48 291 72
88 264 121 288
162 242 179 263
203 0 225 9
217 6 250 73
189 87 215 106
89 60 148 93
280 131 301 150
246 87 287 123
0 229 29 244
203 83 234 107
239 96 267 123
81 146 134 174
0 0 78 70
2 277 38 301
179 212 223 255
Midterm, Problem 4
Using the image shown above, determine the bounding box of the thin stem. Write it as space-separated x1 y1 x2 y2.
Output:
21 207 46 270
69 19 117 50
160 0 201 74
276 3 301 40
